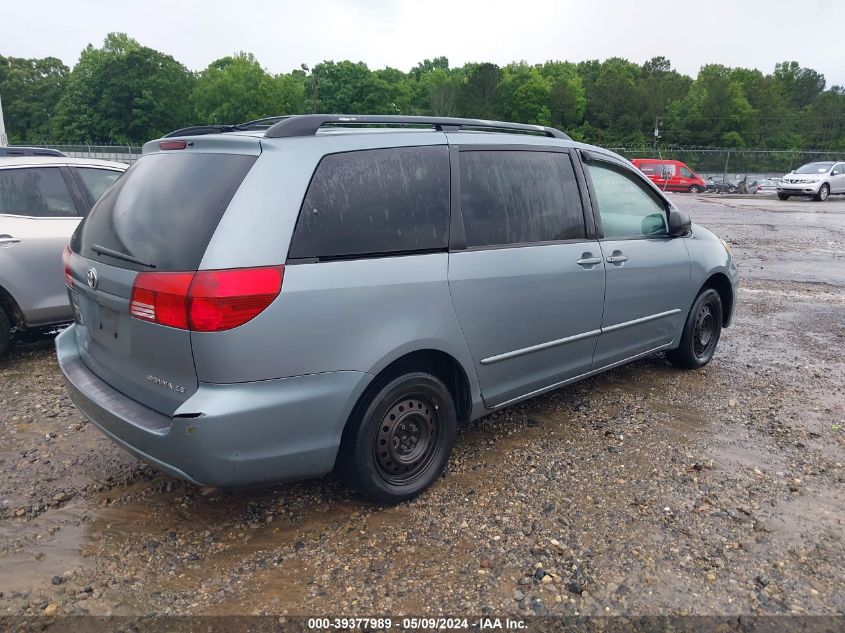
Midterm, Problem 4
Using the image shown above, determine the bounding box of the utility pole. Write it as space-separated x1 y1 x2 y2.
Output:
653 115 661 150
301 63 317 114
0 92 8 147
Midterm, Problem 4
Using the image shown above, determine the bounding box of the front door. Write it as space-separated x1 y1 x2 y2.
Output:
448 147 605 407
582 157 691 369
0 166 82 324
831 163 845 194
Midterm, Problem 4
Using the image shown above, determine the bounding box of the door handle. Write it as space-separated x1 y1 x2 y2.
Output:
606 250 628 264
0 235 22 247
576 255 602 267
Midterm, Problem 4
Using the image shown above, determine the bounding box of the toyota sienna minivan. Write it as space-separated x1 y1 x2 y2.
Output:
57 114 738 503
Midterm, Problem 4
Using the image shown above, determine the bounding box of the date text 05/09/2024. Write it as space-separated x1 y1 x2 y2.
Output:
306 617 527 630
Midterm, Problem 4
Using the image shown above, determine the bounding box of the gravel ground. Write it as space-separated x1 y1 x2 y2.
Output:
0 194 843 619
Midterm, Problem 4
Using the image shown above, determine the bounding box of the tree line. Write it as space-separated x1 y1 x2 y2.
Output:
1 32 844 150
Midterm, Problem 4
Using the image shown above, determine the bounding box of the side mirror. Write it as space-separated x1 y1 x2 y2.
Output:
667 208 691 237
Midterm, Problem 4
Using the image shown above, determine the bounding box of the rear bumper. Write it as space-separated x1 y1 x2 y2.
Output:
56 326 371 488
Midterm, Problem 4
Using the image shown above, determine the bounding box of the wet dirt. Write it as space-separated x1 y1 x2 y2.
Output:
0 196 843 617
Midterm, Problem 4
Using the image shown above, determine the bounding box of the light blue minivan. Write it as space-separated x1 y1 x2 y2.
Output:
57 115 738 503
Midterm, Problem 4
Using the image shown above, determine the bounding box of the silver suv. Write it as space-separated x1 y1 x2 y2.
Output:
57 115 738 503
0 157 126 356
777 161 845 201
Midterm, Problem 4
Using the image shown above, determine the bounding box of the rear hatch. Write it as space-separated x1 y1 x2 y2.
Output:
66 139 259 415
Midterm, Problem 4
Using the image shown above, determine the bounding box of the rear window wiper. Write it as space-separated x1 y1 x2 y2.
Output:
91 244 157 269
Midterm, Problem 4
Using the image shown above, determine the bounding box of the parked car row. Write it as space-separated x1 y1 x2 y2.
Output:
0 156 127 356
631 156 845 202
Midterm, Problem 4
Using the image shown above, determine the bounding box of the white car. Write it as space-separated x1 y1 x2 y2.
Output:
777 161 845 201
0 156 127 355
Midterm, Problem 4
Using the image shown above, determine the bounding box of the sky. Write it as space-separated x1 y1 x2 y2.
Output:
2 0 845 86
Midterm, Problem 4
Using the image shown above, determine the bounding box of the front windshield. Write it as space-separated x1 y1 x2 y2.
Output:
795 162 834 174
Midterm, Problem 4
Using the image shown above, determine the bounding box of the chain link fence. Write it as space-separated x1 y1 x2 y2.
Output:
9 143 845 180
8 144 142 164
609 144 845 181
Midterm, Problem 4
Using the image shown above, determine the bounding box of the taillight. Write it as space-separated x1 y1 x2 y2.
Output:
62 246 73 288
130 272 193 328
159 140 187 151
188 267 285 332
129 266 284 332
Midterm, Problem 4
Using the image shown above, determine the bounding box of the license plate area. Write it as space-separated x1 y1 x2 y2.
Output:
94 304 120 343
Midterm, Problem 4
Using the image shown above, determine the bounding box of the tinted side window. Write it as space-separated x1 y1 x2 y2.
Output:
586 162 668 239
680 167 694 178
288 146 450 260
75 168 122 209
0 167 77 217
459 151 585 248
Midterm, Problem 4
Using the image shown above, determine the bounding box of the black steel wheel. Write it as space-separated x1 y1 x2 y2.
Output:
338 372 456 504
374 396 439 485
692 302 717 360
777 193 790 200
667 288 723 370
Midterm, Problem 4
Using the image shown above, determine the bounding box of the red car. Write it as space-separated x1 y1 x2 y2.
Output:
631 158 706 193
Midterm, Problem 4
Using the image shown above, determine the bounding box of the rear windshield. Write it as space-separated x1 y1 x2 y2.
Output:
71 152 256 271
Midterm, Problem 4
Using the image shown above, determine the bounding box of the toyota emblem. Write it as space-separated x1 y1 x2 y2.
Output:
86 268 99 289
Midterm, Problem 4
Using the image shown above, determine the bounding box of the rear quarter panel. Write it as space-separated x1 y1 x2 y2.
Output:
189 254 483 407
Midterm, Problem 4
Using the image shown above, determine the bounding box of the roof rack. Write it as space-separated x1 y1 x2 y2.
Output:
263 115 570 140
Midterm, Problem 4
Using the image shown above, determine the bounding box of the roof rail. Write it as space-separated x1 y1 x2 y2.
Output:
263 114 570 140
237 116 292 130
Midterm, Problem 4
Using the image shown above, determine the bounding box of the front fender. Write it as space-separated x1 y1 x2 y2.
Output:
685 224 739 325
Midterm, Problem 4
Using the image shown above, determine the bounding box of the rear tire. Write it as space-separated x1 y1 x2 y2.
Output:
0 309 11 358
777 193 790 200
814 184 830 202
667 289 723 370
337 372 457 504
688 185 701 193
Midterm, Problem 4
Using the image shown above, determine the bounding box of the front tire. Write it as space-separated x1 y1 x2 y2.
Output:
338 372 457 504
777 193 790 200
814 184 830 202
667 289 723 370
688 185 701 193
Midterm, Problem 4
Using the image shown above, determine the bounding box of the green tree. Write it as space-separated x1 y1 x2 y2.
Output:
0 55 69 142
459 63 502 119
774 61 826 110
191 53 306 123
539 61 585 132
581 58 648 143
311 60 398 113
667 64 755 146
52 33 194 143
498 63 552 125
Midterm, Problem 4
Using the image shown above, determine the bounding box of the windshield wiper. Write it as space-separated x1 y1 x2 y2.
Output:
91 244 156 268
